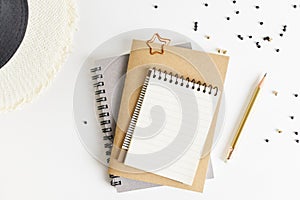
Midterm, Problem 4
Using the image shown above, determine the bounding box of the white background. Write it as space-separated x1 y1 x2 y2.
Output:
1 0 300 199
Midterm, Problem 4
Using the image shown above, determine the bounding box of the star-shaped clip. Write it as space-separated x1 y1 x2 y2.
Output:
146 33 171 55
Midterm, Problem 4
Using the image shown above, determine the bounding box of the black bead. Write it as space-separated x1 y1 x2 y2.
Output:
154 5 158 9
276 49 280 52
248 35 252 38
294 131 298 135
204 3 208 7
194 21 198 31
294 94 298 97
264 139 269 143
296 139 299 143
255 5 260 9
279 33 283 37
233 0 236 3
283 25 287 32
226 17 230 20
259 22 264 25
236 11 240 14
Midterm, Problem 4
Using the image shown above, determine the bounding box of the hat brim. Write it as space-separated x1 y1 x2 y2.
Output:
0 0 77 111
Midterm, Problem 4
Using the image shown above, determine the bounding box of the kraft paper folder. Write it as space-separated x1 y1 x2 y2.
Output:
108 39 229 192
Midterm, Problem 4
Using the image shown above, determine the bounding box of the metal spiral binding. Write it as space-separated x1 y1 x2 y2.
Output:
121 70 152 150
109 174 122 186
90 66 122 186
90 66 114 158
151 68 219 96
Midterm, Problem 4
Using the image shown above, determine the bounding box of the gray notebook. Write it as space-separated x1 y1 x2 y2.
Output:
91 43 214 192
91 55 158 192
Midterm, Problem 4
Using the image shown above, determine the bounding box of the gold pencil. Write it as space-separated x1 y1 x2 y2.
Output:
226 73 267 161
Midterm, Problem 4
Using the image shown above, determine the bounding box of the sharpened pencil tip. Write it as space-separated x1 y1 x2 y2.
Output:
259 73 267 88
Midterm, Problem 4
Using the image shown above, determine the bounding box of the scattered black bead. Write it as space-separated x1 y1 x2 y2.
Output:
294 94 298 97
237 35 243 40
259 22 264 25
226 17 230 20
279 33 283 37
204 3 208 7
235 11 240 14
276 49 280 52
263 36 271 41
248 35 252 39
154 5 158 9
194 22 198 31
233 0 236 4
293 5 297 8
83 121 87 125
283 25 287 32
294 131 299 135
255 5 260 9
290 116 295 120
256 41 261 48
264 139 269 143
296 139 299 143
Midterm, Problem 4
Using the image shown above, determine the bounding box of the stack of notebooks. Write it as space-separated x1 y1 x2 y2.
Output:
90 36 229 192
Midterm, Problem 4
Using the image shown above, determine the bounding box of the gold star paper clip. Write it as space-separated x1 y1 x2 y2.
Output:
146 33 171 55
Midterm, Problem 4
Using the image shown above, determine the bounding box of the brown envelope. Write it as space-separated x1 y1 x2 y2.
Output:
108 39 229 192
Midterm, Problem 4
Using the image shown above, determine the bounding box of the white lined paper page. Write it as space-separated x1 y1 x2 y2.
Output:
124 69 220 185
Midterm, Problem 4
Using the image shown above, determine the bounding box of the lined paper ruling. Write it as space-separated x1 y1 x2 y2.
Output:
122 68 220 185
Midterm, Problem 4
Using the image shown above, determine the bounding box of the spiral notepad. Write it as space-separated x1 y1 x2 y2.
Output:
121 68 220 185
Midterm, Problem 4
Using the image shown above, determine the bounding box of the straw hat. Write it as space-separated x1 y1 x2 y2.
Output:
0 0 77 111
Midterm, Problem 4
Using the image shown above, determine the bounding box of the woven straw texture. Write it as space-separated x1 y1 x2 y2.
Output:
0 0 77 112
